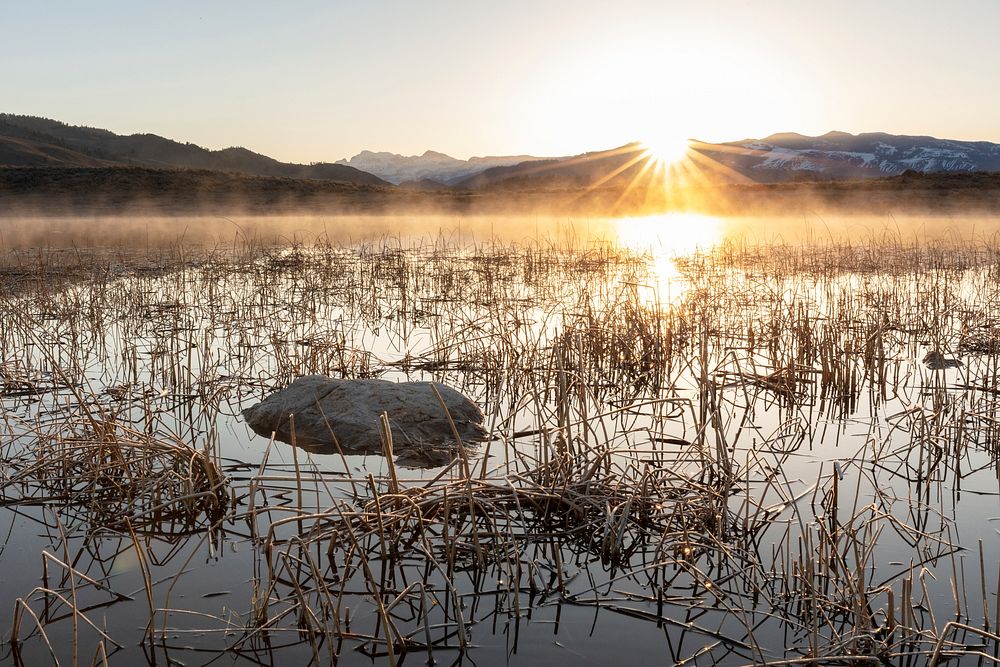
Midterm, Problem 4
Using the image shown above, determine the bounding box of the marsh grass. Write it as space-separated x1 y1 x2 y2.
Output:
2 223 1000 664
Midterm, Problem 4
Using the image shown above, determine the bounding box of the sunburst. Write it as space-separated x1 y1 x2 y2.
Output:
640 134 690 166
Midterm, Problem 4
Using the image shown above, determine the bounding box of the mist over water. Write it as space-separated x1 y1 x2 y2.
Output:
3 212 1000 253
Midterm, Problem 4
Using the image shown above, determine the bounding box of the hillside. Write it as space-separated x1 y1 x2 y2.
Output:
455 143 652 190
0 115 388 185
0 134 120 168
7 115 1000 192
3 116 1000 218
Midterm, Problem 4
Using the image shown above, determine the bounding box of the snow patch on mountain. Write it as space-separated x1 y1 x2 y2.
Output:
827 151 878 166
875 142 898 156
754 148 824 172
897 147 977 173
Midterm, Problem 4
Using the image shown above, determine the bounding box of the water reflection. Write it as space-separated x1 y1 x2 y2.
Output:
613 212 724 304
6 214 1000 665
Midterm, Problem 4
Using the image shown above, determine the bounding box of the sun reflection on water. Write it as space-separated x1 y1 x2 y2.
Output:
613 213 724 304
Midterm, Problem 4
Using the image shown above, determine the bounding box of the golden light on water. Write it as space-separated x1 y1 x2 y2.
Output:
614 213 724 303
615 213 722 253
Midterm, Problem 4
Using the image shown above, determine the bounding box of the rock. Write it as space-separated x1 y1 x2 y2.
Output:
241 376 486 467
922 351 962 369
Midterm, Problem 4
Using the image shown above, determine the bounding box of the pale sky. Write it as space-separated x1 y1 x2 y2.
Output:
5 1 1000 163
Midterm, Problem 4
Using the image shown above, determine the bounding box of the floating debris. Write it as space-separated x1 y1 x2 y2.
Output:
922 350 962 369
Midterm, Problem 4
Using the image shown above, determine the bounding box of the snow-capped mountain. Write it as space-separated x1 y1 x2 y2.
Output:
694 131 1000 182
335 149 552 185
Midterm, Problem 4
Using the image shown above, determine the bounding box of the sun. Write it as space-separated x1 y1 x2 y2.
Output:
640 133 691 165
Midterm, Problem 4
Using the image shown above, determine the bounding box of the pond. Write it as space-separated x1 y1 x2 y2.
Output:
1 213 999 665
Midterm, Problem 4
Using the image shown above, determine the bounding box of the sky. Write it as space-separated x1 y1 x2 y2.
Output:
5 1 1000 163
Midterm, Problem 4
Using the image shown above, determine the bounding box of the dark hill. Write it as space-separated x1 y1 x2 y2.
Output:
0 114 388 185
0 135 119 168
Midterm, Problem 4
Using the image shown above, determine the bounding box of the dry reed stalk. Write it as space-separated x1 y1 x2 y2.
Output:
3 231 1000 663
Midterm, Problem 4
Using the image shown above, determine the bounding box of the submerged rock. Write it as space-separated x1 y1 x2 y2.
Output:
241 376 486 467
922 351 962 370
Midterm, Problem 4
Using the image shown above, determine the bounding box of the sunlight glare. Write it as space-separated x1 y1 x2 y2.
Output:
641 134 691 166
615 213 722 256
614 213 724 304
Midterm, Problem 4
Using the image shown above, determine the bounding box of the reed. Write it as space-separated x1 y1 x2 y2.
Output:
1 225 999 664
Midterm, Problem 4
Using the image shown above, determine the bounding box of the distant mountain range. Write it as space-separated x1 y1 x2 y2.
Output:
337 132 1000 193
449 132 1000 192
335 150 554 185
696 131 1000 182
3 114 1000 194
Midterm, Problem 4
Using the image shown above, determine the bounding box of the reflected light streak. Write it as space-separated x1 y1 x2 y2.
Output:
614 213 724 304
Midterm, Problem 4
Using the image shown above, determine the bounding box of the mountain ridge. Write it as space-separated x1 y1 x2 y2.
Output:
702 130 1000 182
4 114 1000 193
0 114 389 186
335 149 555 185
442 131 1000 193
